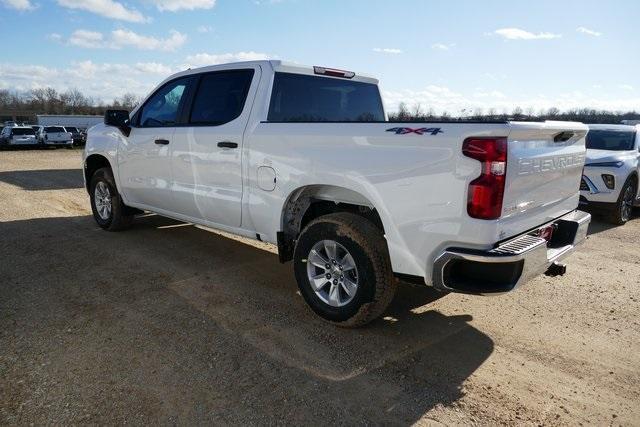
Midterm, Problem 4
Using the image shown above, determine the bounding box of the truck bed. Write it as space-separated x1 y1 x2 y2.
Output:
247 120 588 280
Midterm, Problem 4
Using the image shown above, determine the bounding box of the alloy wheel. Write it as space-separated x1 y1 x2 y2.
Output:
94 181 112 221
306 240 359 307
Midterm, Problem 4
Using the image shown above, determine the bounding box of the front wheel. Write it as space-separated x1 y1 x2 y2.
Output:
293 212 397 327
89 167 134 231
608 177 637 225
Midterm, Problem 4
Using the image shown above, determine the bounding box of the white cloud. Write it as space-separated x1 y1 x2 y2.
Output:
56 0 147 23
183 51 272 68
149 0 215 11
1 0 36 10
0 61 177 102
197 25 213 33
494 28 561 40
577 27 602 37
619 84 634 91
373 48 403 54
64 29 187 51
111 29 187 51
2 60 639 114
47 33 63 42
0 53 276 102
133 62 173 74
431 43 455 51
473 90 506 99
68 29 106 48
382 85 640 115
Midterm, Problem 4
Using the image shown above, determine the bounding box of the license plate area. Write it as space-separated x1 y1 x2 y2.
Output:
533 224 557 243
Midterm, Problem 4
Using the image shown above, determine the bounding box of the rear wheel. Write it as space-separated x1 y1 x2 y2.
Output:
89 167 134 231
608 177 637 225
293 212 396 327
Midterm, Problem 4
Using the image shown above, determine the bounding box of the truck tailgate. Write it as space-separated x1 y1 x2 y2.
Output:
499 121 588 239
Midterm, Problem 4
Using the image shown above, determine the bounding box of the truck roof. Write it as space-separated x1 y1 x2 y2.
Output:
176 60 379 85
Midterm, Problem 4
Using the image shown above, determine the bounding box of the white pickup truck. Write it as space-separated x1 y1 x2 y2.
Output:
40 126 73 146
84 60 591 326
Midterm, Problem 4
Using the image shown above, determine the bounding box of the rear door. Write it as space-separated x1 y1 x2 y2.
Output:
118 75 195 211
169 66 259 226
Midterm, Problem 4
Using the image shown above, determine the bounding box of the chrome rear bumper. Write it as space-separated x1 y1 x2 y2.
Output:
432 210 591 294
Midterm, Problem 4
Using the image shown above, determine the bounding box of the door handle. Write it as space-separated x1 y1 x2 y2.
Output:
154 139 170 145
217 141 238 149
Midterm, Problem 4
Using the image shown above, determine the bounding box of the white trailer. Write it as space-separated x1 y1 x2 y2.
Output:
37 115 103 130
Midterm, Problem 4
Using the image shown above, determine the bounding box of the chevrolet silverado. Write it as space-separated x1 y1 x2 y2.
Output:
83 60 591 326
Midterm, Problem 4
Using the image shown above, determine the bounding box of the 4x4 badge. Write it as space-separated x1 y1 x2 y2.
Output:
386 127 443 135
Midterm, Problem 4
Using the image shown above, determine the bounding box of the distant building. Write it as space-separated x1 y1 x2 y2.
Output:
36 114 103 130
621 120 640 126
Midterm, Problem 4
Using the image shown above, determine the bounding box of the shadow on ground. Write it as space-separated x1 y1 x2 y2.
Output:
0 213 493 424
0 169 84 191
585 207 640 236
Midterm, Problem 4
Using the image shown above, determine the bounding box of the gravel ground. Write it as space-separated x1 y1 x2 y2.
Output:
1 149 639 425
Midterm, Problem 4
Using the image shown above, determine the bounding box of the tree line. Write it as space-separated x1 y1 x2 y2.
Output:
1 87 639 124
0 87 142 121
389 103 640 124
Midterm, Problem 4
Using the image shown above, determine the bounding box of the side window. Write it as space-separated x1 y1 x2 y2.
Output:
189 69 254 125
139 77 191 127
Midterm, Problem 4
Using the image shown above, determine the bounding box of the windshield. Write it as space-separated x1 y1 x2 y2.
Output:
12 128 35 136
586 130 636 151
45 126 65 133
65 127 78 132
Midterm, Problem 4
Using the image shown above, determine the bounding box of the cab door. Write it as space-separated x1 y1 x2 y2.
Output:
169 66 259 226
118 76 195 211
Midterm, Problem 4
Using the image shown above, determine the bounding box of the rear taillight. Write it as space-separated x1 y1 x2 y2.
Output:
462 137 508 220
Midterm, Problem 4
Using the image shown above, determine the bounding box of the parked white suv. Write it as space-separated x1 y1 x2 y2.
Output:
83 60 591 326
0 126 37 146
580 124 639 224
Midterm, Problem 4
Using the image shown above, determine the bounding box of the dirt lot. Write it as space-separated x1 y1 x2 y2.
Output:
0 149 638 425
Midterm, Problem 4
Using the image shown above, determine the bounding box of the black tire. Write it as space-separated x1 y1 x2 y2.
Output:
607 176 637 225
89 167 134 231
293 212 397 327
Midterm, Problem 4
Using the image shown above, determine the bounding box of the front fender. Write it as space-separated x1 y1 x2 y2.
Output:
84 123 127 199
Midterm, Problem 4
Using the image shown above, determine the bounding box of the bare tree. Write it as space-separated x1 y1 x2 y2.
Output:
412 103 423 119
115 93 142 110
512 106 524 118
547 107 560 117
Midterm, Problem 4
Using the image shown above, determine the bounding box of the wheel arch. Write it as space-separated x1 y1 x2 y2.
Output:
84 154 112 193
627 170 639 198
277 184 387 263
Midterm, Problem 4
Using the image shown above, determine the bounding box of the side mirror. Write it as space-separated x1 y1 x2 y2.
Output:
104 109 131 137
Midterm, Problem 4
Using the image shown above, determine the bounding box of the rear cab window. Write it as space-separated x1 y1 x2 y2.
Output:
268 73 384 122
11 128 35 136
45 127 65 133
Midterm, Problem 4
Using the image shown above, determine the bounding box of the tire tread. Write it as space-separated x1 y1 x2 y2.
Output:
299 212 396 327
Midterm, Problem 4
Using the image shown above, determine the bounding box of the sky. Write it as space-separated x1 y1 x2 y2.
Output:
0 0 638 114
